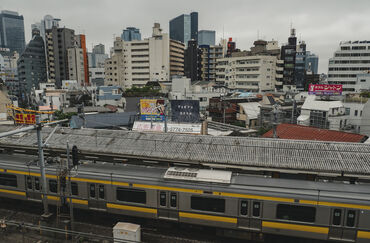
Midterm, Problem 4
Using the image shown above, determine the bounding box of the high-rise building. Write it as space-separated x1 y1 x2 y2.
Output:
75 34 89 85
280 28 297 87
105 23 173 89
93 43 105 54
169 39 185 77
198 30 215 46
184 39 201 81
305 51 319 74
45 26 75 87
199 45 223 82
31 15 60 42
328 40 370 92
17 28 47 104
294 41 307 90
169 12 198 46
68 47 85 86
121 27 141 41
0 10 25 55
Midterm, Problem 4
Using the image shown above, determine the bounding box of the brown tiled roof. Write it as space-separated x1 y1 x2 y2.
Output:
263 123 368 143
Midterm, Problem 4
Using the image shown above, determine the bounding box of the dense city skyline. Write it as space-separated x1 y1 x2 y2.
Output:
1 0 370 73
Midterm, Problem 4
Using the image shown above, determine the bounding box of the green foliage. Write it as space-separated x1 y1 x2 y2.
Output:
360 91 370 98
53 110 77 120
124 86 161 97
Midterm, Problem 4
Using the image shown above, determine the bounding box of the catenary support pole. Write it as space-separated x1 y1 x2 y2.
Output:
36 115 49 216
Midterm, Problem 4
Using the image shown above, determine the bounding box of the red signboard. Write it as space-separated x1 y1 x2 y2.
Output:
308 84 342 95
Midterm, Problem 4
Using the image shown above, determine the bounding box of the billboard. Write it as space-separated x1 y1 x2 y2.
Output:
171 100 200 123
140 99 165 121
308 84 342 95
133 121 201 134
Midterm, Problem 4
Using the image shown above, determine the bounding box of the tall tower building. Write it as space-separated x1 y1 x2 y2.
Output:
121 27 141 41
169 12 198 46
17 28 47 104
45 26 75 87
280 28 297 87
0 10 25 55
31 15 60 42
184 39 201 81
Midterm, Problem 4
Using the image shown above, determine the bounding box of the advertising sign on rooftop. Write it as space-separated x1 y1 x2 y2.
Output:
171 100 200 123
308 84 342 95
140 99 165 121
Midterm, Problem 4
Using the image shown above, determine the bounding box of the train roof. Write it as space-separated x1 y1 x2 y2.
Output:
0 128 369 179
1 154 369 198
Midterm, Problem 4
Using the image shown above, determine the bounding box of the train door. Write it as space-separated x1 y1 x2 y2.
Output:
328 208 343 240
88 183 106 210
342 209 357 242
249 201 262 231
328 208 357 242
157 191 178 221
25 176 41 200
238 199 250 228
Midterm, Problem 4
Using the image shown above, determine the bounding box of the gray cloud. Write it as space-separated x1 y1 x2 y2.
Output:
2 0 370 73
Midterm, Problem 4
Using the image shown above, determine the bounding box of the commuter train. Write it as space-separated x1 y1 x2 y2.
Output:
0 153 369 242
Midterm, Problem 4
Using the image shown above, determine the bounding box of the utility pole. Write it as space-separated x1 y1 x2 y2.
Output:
66 141 74 231
164 104 168 133
36 115 50 217
291 99 296 124
272 104 279 139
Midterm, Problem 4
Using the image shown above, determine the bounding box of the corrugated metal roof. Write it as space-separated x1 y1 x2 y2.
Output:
302 95 343 111
263 123 368 143
0 128 369 176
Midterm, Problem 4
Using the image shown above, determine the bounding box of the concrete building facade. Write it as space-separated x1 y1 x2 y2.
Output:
67 47 85 86
105 23 173 89
45 26 75 87
328 40 370 92
216 55 278 92
199 45 223 82
169 39 185 77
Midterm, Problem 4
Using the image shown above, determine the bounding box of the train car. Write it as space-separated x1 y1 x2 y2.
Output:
0 153 369 242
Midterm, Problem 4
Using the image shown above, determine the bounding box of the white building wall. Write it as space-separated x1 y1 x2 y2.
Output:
67 47 85 86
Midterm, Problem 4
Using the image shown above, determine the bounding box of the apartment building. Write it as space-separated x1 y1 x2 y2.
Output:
216 55 278 92
105 23 183 89
328 40 370 92
169 39 185 76
199 45 223 82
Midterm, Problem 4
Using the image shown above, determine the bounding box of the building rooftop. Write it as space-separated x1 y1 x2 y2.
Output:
263 123 368 143
301 95 343 111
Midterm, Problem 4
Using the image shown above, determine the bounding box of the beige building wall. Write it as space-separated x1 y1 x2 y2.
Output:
67 47 85 86
216 55 278 92
169 40 185 77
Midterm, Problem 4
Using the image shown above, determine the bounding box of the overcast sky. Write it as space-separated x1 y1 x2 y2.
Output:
1 0 370 73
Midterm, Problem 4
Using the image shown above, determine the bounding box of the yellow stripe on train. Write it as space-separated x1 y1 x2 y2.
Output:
179 212 237 224
262 221 329 234
357 231 370 239
107 203 157 214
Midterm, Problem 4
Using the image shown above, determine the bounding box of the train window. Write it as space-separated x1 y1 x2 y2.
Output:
191 196 225 213
116 187 146 204
276 204 316 223
35 178 40 190
0 173 17 187
332 209 342 226
49 180 57 193
26 176 32 189
160 192 166 206
253 202 261 217
71 182 78 195
240 200 248 216
170 193 177 208
90 184 96 198
99 185 105 199
346 210 356 227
